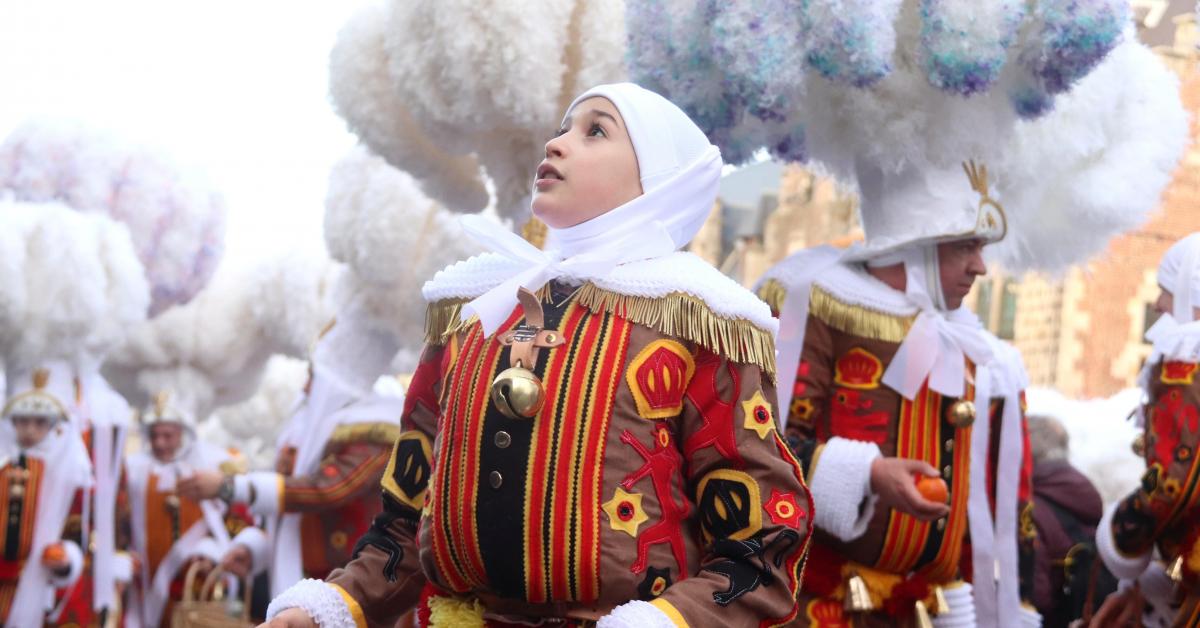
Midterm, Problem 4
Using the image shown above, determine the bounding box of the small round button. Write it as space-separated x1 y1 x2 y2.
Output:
943 439 954 453
942 465 952 478
936 518 947 531
489 470 503 489
494 431 512 448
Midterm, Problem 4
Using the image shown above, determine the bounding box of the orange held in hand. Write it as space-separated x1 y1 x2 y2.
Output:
41 543 67 565
914 475 949 504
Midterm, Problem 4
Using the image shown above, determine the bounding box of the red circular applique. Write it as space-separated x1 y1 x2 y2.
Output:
617 501 636 522
322 465 338 478
650 577 667 596
763 488 804 528
754 405 771 424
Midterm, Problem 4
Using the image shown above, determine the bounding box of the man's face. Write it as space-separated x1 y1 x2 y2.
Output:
937 238 988 310
11 415 53 449
148 422 185 462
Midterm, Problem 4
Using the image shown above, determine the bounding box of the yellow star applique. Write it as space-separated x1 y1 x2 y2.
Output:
602 487 648 538
742 389 776 440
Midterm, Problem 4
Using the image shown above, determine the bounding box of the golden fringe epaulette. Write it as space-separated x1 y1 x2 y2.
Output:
757 278 788 314
425 284 776 375
327 422 402 447
810 283 915 343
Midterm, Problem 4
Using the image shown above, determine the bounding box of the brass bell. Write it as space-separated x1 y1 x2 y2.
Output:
1132 433 1146 457
933 586 949 615
914 600 934 628
844 572 874 613
9 483 23 500
947 400 975 428
1167 556 1185 583
490 364 545 420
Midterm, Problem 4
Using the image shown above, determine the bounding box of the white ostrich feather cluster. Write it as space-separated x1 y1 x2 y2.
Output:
102 252 337 419
205 355 309 468
0 201 149 373
329 0 627 221
0 120 226 315
324 147 481 371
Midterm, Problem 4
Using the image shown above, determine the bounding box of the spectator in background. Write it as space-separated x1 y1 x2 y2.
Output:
1029 414 1116 627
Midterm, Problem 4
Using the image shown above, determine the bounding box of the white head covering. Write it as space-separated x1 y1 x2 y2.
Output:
457 82 723 335
1157 232 1200 323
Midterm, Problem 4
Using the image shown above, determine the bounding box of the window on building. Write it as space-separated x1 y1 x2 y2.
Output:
997 280 1018 340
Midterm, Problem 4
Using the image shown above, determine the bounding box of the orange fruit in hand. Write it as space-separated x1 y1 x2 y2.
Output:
41 543 67 565
914 475 949 504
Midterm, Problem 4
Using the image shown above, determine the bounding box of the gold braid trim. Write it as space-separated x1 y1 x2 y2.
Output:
575 284 776 375
425 285 776 374
757 278 788 314
809 284 915 343
327 422 402 447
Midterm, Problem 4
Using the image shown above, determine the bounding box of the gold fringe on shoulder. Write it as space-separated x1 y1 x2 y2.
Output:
328 422 402 447
424 299 471 345
809 283 914 343
575 284 776 375
757 278 788 315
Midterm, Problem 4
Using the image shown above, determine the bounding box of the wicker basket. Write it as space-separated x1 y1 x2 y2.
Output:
170 562 253 628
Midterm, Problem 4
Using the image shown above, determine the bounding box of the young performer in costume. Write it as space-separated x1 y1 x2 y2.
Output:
0 362 94 627
265 83 812 627
757 160 1038 628
124 385 257 628
182 314 404 597
1094 233 1200 627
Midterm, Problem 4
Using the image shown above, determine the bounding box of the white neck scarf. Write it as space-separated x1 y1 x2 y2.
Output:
457 82 723 336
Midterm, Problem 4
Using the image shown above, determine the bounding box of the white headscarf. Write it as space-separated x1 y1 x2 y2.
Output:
1142 233 1200 377
1156 232 1200 323
458 82 723 335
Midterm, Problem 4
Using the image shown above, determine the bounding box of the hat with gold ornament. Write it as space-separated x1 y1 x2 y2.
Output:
2 361 75 422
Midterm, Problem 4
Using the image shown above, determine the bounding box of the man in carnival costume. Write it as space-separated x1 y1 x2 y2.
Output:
0 362 94 627
1094 233 1200 627
757 159 1038 628
123 377 257 628
181 311 404 598
264 83 812 627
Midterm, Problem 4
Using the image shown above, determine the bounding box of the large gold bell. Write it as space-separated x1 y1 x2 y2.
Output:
491 366 545 420
947 400 976 428
914 600 934 628
844 572 874 613
1167 556 1185 583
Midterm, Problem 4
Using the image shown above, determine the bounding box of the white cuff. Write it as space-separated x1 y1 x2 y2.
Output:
232 474 252 504
931 582 975 627
267 578 358 628
112 552 134 584
809 437 881 541
1018 604 1043 628
231 526 270 576
1096 501 1152 580
49 541 85 588
597 600 676 628
246 471 283 517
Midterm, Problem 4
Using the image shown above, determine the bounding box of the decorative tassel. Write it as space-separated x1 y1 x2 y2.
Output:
810 284 915 343
427 594 486 628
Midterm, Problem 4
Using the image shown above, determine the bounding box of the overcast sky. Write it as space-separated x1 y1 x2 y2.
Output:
0 0 373 264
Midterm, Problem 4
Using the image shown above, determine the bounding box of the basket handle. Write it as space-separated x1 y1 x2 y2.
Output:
197 563 253 621
180 560 207 604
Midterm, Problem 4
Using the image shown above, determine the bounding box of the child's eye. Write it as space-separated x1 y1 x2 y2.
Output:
588 123 606 138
